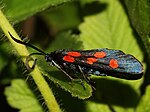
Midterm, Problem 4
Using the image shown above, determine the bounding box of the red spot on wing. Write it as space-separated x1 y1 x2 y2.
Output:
87 58 97 64
94 51 106 58
63 55 75 62
109 59 119 68
67 52 81 57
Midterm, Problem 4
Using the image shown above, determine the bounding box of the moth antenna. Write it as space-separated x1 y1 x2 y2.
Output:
8 32 46 55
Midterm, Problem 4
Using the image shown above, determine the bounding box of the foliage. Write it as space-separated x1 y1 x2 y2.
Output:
0 0 149 112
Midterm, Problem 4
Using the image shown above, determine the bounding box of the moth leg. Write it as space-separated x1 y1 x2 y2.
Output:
68 69 86 90
52 60 87 89
25 53 38 71
25 52 44 71
51 60 74 80
54 61 86 89
78 65 96 90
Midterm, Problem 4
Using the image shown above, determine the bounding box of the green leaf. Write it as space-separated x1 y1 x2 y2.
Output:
83 77 141 112
124 0 150 93
85 101 110 112
47 31 83 51
36 32 92 99
79 0 145 111
4 79 43 112
85 100 134 112
43 67 92 99
124 0 150 60
42 2 81 31
2 0 72 23
79 0 144 61
136 86 150 112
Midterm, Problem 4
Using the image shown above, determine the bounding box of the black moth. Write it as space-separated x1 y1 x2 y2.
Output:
9 32 143 89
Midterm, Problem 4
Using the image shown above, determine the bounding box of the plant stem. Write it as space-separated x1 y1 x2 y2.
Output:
0 10 61 112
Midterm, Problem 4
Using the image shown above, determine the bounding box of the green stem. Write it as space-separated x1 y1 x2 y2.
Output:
0 10 61 112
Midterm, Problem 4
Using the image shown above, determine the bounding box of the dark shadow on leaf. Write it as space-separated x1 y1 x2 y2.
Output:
90 78 139 108
81 1 108 16
140 67 150 96
44 76 86 112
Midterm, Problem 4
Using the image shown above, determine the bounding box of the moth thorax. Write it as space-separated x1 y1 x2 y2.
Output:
45 54 52 62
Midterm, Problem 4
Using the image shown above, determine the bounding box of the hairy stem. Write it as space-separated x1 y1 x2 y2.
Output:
0 10 61 112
